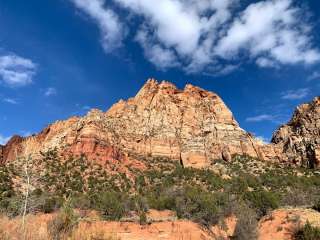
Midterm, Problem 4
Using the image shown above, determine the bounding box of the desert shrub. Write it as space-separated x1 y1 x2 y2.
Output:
37 193 64 213
48 202 79 240
294 221 320 240
0 165 15 215
228 173 262 194
146 187 176 211
90 191 127 220
281 189 315 207
233 203 258 240
174 186 227 226
0 166 13 197
1 195 23 217
245 190 279 217
312 199 320 212
70 194 91 210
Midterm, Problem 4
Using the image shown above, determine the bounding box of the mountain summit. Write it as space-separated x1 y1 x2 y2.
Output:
1 79 319 169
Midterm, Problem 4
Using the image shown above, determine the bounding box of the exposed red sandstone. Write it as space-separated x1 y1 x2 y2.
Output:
0 79 319 169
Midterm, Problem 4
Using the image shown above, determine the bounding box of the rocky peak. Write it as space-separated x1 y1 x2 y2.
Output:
272 96 320 167
104 80 265 167
135 78 160 98
1 78 318 170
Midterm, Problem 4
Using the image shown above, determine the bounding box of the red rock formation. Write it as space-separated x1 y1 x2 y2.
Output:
0 79 318 169
272 96 320 168
0 135 24 164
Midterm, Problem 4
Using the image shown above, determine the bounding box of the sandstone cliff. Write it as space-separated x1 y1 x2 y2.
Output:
0 79 319 169
0 79 269 169
272 96 320 168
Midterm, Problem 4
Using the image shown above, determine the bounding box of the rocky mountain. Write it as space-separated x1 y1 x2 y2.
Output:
272 96 320 168
0 79 319 169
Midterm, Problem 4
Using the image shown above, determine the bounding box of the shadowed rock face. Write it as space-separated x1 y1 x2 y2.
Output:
0 135 24 164
272 97 320 168
0 79 318 169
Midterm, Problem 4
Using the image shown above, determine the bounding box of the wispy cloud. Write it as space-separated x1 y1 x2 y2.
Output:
70 0 320 73
44 87 57 97
70 0 125 52
281 88 310 100
246 114 277 122
0 54 37 87
308 71 320 81
256 136 269 144
3 98 18 104
0 134 10 145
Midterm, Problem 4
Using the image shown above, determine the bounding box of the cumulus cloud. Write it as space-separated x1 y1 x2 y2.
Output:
0 134 10 145
70 0 320 73
70 0 125 52
0 54 37 87
246 114 277 122
281 88 310 100
44 87 57 97
135 29 179 69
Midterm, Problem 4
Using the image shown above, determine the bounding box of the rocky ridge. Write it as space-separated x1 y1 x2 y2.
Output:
0 79 319 169
272 96 320 168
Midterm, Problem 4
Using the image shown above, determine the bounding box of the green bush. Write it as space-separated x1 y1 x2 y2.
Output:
174 186 222 226
312 199 320 212
90 191 127 220
294 221 320 240
245 190 279 217
39 194 63 213
233 203 258 240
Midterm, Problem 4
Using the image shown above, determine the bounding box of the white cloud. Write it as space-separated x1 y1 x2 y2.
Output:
256 58 277 68
70 0 125 52
0 134 10 145
281 88 310 100
256 136 269 144
113 0 237 72
70 0 320 73
246 114 276 122
216 0 320 66
44 87 57 97
135 29 179 69
308 71 320 81
3 98 18 104
0 54 37 87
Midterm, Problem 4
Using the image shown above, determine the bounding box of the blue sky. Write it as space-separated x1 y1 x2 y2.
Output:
0 0 320 144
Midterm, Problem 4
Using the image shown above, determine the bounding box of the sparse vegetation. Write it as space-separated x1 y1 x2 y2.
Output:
48 201 79 240
294 221 320 240
1 151 320 239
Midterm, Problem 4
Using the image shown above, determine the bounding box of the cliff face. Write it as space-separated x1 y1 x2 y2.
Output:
0 79 318 169
272 97 320 168
105 79 267 167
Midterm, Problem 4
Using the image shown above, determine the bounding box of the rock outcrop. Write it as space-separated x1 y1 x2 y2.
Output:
1 208 320 240
258 208 320 240
272 97 320 168
0 79 319 169
0 79 268 169
105 79 266 167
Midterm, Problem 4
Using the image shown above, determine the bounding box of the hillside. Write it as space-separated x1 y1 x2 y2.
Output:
0 79 320 240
